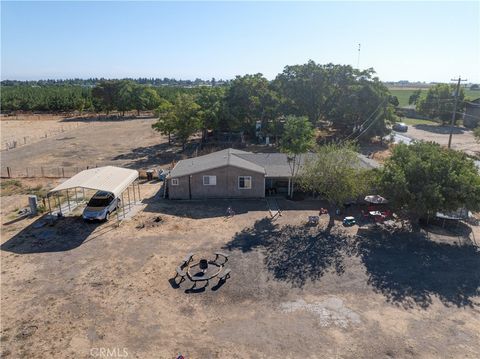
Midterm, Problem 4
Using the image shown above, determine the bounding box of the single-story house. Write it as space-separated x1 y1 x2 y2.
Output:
165 148 379 200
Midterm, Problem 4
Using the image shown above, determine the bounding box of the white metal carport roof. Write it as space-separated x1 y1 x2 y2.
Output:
48 166 139 198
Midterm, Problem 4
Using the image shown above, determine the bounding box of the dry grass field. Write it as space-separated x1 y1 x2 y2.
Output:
1 180 479 358
1 114 179 173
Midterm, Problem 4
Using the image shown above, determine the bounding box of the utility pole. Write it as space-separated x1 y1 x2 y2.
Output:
357 43 361 68
448 76 467 149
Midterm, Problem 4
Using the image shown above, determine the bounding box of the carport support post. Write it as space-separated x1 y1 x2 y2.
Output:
56 193 61 215
127 187 131 211
137 179 141 200
132 183 136 203
82 188 85 202
74 187 79 205
66 189 71 212
121 192 126 219
47 195 52 217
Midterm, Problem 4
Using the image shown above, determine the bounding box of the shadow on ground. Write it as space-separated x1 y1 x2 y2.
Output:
111 140 202 170
225 218 351 287
143 193 267 219
111 143 180 169
357 229 480 308
413 124 464 134
1 216 115 254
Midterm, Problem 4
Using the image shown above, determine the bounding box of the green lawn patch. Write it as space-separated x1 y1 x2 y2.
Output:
401 117 438 126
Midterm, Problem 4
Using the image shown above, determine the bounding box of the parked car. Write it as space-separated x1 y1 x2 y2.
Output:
343 216 356 226
82 191 120 221
393 122 408 132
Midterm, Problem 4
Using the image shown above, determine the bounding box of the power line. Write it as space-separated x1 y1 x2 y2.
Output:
340 100 385 143
349 101 387 142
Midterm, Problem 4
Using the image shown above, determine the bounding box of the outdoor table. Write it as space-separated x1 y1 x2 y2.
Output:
187 259 223 285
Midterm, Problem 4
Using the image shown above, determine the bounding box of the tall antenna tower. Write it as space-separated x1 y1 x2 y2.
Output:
357 43 361 69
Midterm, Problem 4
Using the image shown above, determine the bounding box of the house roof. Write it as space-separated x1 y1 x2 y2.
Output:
48 166 139 198
168 148 265 178
169 148 381 179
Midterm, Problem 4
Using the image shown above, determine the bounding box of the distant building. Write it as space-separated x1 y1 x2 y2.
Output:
463 98 480 128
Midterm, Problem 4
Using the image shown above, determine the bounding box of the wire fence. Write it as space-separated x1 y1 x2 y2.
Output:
1 166 93 178
1 165 160 179
1 121 102 151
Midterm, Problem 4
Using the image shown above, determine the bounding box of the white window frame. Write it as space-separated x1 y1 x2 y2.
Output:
203 175 217 186
238 176 252 189
171 178 179 186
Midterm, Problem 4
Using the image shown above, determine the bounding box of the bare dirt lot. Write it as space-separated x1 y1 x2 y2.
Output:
1 182 479 358
1 116 177 174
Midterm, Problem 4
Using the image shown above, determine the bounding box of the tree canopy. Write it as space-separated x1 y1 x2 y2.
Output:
376 142 480 221
417 84 465 124
299 142 371 207
152 94 202 149
274 61 395 138
279 115 316 198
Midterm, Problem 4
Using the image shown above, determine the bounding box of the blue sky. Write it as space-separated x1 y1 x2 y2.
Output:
1 1 479 82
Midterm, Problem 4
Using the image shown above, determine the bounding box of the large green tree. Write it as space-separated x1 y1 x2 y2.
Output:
279 116 316 198
377 142 480 222
132 85 161 115
417 84 465 124
274 61 394 139
196 87 225 141
408 89 422 106
152 99 175 145
222 74 281 137
91 80 119 115
299 142 372 229
152 94 202 149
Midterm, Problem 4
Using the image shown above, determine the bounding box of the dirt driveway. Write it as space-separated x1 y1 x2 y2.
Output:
405 124 479 157
1 190 479 358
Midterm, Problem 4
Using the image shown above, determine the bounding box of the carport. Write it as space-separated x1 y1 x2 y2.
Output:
47 166 141 221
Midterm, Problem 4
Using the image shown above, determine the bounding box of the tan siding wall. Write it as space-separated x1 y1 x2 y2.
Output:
168 165 265 199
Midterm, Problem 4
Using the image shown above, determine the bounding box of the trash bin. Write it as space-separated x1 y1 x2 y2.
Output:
146 170 154 181
28 195 38 215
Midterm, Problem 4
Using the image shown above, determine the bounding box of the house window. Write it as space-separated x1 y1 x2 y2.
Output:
171 178 179 186
238 176 252 189
203 175 217 186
